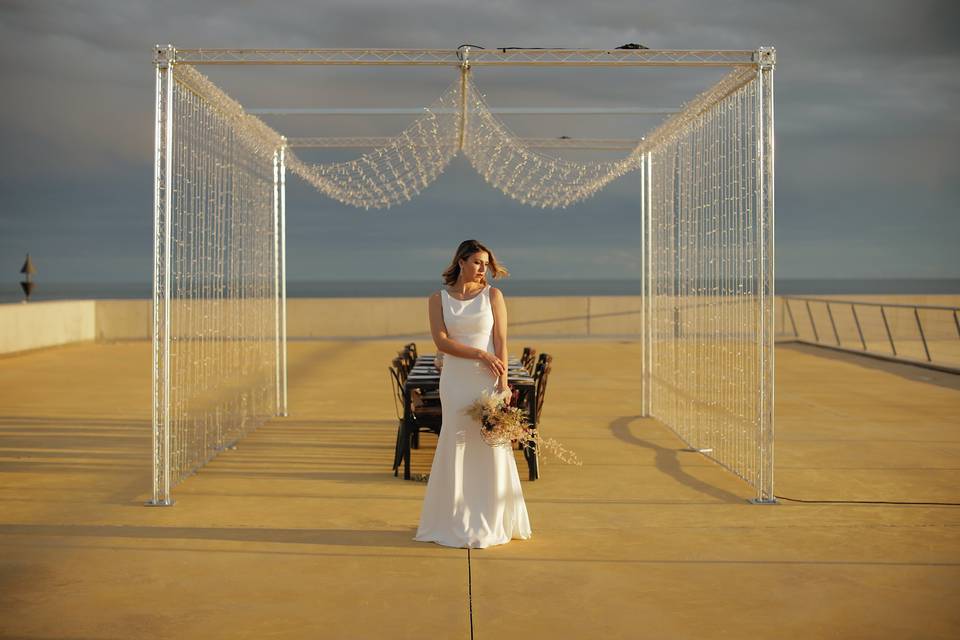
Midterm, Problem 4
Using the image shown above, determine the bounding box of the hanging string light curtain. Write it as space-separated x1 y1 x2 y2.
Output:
156 63 281 498
645 65 775 501
172 64 649 210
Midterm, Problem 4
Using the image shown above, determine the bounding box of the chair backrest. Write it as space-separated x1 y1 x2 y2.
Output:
534 352 552 380
535 363 552 420
405 342 418 359
392 356 409 382
388 366 404 419
398 350 415 368
410 387 426 410
523 347 538 374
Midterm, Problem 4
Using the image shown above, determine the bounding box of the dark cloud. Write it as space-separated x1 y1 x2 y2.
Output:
1 0 957 283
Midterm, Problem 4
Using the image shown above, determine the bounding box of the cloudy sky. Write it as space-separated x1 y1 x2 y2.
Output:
1 0 957 286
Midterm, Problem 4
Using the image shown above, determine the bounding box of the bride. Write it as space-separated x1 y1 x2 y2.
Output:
413 239 532 549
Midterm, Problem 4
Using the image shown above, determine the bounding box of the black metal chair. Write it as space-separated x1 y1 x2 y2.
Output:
390 366 442 478
420 388 441 405
533 352 552 378
534 362 552 423
404 342 418 360
409 386 442 451
521 347 537 374
389 366 408 473
402 349 440 406
391 357 405 383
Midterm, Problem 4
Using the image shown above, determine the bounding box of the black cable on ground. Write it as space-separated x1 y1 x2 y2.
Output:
775 494 960 506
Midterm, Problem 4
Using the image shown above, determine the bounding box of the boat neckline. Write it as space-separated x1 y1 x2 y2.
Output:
442 283 489 301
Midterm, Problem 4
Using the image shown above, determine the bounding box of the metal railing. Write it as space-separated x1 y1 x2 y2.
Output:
777 296 960 372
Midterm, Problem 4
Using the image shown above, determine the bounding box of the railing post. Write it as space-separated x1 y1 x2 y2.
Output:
880 305 897 356
805 300 819 343
826 301 841 346
914 307 931 362
851 303 867 351
784 297 799 337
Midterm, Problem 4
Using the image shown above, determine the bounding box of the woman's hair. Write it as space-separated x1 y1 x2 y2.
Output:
441 239 510 286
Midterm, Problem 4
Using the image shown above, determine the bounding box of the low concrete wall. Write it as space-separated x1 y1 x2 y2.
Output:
286 296 641 338
95 300 152 341
1 294 956 355
0 300 96 354
0 296 643 354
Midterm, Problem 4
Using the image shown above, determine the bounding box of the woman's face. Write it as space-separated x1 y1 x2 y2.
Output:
459 251 490 284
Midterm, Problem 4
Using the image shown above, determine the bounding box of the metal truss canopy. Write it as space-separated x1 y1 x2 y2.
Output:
157 46 771 68
149 41 777 505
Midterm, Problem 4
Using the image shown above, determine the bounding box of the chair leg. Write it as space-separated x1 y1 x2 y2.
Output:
392 420 405 476
404 429 413 480
524 431 539 481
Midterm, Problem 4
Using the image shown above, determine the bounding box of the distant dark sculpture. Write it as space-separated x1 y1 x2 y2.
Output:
20 253 36 302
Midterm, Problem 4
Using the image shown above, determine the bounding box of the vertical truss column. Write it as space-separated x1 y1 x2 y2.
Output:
458 47 470 151
280 143 288 417
640 154 649 417
273 149 282 416
640 154 647 416
642 151 654 418
147 45 175 507
752 47 776 504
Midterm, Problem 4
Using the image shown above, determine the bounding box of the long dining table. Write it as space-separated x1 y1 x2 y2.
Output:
399 353 540 481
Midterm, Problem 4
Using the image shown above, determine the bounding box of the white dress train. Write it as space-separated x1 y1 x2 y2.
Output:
413 284 532 549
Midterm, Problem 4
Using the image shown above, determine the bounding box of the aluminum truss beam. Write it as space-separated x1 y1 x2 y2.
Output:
249 107 678 116
158 47 760 67
287 136 643 150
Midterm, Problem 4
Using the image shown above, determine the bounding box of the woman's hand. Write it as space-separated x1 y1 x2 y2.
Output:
476 349 506 378
495 376 509 396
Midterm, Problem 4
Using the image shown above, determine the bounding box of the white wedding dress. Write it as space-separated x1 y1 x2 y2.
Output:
413 284 532 549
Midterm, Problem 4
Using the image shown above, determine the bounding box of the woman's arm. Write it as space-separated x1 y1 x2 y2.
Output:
428 293 505 377
490 287 509 392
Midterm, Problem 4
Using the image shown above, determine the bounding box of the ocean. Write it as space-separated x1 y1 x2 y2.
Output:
2 278 959 304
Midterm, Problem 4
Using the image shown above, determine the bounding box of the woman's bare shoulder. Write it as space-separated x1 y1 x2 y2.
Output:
489 286 504 301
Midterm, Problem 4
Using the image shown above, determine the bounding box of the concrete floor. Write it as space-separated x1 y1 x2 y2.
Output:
0 338 958 639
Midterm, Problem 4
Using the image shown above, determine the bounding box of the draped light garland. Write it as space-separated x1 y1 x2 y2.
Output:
172 64 647 210
285 81 462 209
461 73 642 208
174 64 284 160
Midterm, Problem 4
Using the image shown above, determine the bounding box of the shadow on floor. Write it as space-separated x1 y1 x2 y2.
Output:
609 415 748 504
780 342 960 391
0 522 427 550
